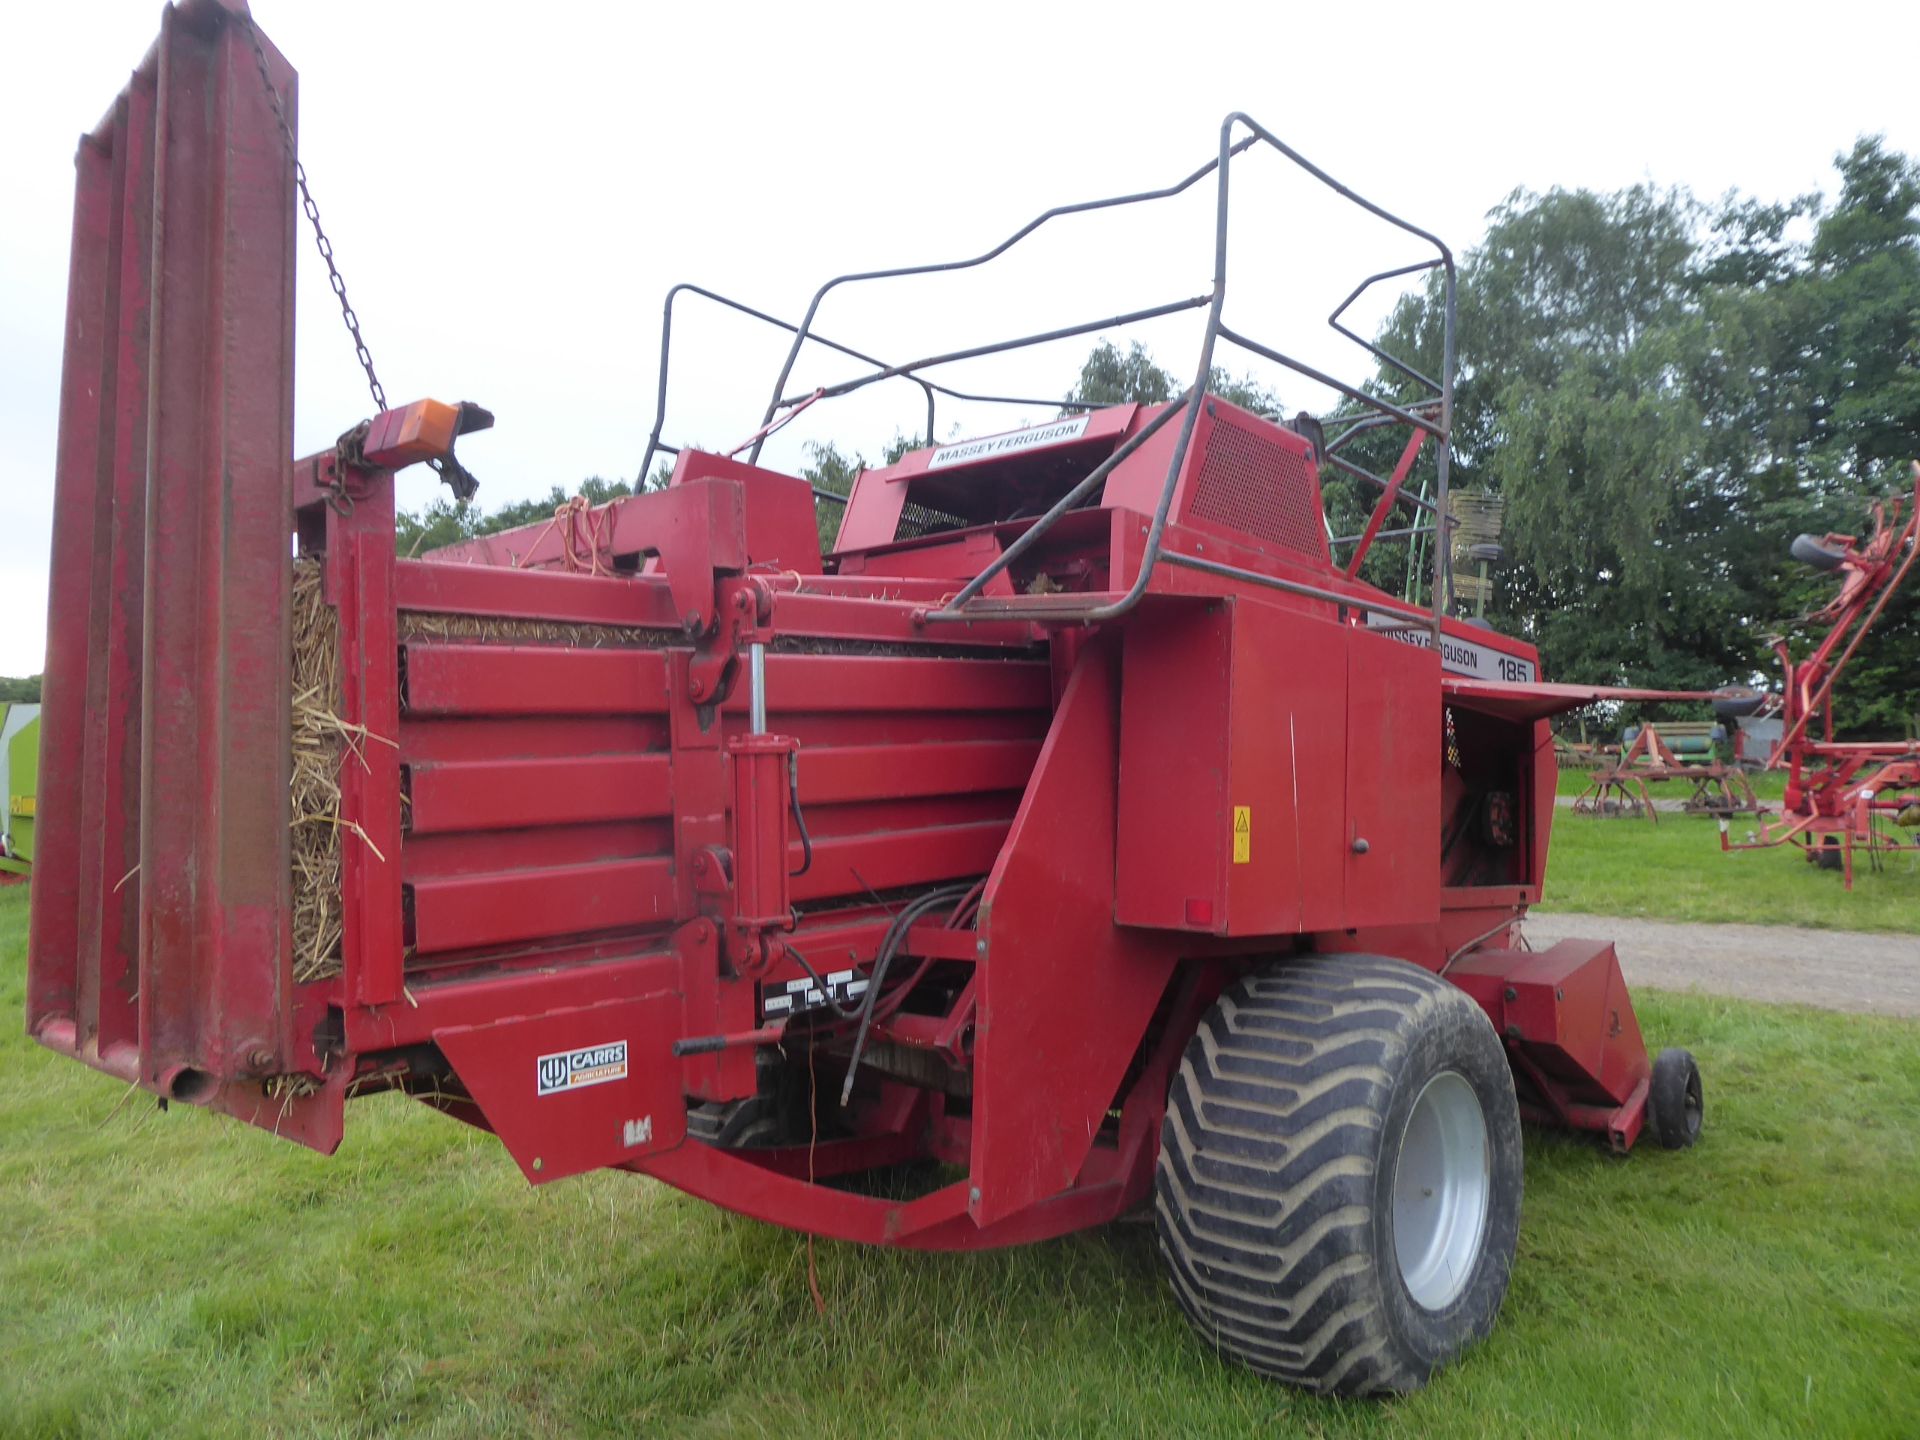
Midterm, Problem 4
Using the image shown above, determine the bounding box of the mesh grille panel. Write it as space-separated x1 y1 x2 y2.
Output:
1186 415 1325 560
895 500 969 541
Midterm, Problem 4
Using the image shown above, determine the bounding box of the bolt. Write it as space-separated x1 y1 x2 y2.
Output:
685 611 702 632
969 1186 982 1206
689 676 708 700
1503 986 1517 1002
246 1047 275 1073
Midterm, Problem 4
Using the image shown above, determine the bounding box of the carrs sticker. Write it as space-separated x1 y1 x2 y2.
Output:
535 1041 628 1097
1364 612 1537 683
926 414 1091 470
1232 806 1251 864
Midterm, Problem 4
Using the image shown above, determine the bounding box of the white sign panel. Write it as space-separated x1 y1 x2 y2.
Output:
1366 612 1538 684
926 414 1092 470
535 1041 628 1097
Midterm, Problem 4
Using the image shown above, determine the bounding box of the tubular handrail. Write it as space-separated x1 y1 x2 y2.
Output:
639 112 1457 631
920 112 1456 629
637 284 1088 488
767 297 1212 412
1327 259 1445 398
747 137 1262 465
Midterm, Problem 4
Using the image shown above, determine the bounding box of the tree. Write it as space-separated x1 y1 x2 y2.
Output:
803 441 861 552
1363 143 1920 732
1065 340 1174 407
394 466 670 557
800 432 921 552
0 676 41 704
1063 339 1282 415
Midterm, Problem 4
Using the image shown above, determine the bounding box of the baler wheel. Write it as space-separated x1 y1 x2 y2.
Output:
1646 1048 1704 1150
1154 954 1523 1395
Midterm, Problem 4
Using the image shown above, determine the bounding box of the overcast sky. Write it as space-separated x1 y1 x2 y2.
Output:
3 0 1916 677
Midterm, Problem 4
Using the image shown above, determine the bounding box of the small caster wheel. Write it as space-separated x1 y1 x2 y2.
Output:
1647 1048 1703 1150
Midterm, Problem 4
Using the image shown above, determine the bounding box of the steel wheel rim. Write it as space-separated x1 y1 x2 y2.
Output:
1391 1070 1491 1311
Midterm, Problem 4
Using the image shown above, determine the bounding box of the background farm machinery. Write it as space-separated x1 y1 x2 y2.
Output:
1571 718 1763 821
1720 464 1920 887
0 703 39 882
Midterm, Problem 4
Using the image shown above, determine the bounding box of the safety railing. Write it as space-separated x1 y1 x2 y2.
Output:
639 112 1456 634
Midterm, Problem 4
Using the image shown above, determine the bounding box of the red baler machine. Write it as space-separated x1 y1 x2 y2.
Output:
28 1 1704 1395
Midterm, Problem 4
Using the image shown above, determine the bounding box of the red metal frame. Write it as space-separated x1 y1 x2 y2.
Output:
30 2 1683 1255
1722 465 1920 887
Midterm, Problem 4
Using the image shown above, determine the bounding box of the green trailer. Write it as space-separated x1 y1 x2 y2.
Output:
0 702 38 878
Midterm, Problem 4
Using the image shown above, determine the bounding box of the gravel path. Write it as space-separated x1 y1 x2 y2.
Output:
1525 911 1920 1018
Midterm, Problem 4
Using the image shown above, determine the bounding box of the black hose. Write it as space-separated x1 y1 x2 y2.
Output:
838 883 971 1106
779 939 866 1020
788 752 813 876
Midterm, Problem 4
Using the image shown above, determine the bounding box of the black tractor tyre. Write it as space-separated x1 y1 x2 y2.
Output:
1711 686 1767 720
1155 954 1524 1396
1791 532 1848 571
1646 1048 1703 1150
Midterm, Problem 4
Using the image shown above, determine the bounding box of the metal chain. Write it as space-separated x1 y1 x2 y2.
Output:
238 7 388 414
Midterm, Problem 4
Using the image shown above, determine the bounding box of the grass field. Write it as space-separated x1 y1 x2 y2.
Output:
1546 769 1920 933
4 881 1919 1438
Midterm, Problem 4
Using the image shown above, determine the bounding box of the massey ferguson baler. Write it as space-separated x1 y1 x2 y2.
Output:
30 0 1706 1396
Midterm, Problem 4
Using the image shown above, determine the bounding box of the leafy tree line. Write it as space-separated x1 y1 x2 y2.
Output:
395 471 670 557
0 677 41 704
1361 137 1920 737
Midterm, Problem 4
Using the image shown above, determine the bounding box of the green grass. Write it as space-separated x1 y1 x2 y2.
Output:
4 883 1919 1437
1543 801 1920 932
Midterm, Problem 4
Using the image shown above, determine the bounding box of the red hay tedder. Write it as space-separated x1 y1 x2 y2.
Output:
1720 464 1920 887
30 0 1710 1395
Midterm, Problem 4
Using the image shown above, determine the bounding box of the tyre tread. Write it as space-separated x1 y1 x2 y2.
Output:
1155 954 1477 1395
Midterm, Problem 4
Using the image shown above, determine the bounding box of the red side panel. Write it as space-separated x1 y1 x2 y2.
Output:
1115 598 1355 936
971 637 1179 1226
30 2 305 1112
435 991 689 1184
1345 626 1441 924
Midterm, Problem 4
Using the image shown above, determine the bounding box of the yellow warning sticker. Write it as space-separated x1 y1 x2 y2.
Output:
1232 805 1251 864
